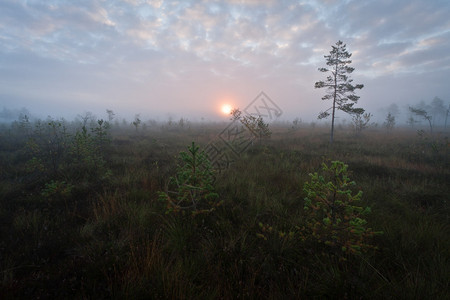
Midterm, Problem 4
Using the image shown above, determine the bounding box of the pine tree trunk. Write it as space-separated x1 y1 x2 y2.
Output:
330 65 338 144
331 99 336 144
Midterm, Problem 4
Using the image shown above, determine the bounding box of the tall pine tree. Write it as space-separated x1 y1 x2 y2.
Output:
315 41 364 143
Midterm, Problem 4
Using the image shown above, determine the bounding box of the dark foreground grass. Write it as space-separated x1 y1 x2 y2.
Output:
0 121 449 299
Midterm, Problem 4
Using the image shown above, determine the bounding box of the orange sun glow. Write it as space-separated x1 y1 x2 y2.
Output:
221 104 233 115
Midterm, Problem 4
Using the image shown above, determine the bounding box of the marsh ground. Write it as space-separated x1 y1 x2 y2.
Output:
0 120 449 299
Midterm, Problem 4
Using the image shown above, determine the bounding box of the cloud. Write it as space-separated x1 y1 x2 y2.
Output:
0 0 449 120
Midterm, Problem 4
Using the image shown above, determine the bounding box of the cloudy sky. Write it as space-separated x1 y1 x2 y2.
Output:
1 0 449 122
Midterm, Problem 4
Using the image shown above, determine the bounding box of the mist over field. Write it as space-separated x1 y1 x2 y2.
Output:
1 106 449 298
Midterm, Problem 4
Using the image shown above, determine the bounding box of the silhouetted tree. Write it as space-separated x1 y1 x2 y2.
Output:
384 112 395 131
78 112 95 128
315 40 364 143
445 104 450 129
352 112 372 135
409 106 432 133
430 97 445 127
106 109 115 123
132 114 141 131
386 103 400 117
230 108 271 141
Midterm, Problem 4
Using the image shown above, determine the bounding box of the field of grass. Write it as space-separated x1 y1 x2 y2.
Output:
0 118 449 299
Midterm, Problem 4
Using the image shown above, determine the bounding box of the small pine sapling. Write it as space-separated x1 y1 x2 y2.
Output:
159 142 220 216
302 161 381 255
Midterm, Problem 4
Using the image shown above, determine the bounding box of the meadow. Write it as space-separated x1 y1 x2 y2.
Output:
0 116 449 299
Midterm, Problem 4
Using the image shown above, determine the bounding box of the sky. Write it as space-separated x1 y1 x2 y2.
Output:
1 0 449 122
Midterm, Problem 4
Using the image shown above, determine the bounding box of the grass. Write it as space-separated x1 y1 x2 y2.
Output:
0 119 449 299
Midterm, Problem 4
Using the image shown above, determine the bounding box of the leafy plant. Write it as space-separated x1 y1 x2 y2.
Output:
24 118 70 178
302 161 381 255
68 124 111 182
159 142 220 215
91 119 111 150
41 180 74 210
41 180 74 199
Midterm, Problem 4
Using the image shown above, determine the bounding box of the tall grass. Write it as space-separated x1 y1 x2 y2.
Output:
0 121 448 298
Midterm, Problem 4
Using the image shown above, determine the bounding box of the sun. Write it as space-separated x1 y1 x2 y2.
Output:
221 104 233 115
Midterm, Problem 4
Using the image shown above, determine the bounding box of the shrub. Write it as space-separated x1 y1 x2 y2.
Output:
302 160 381 255
159 142 220 216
